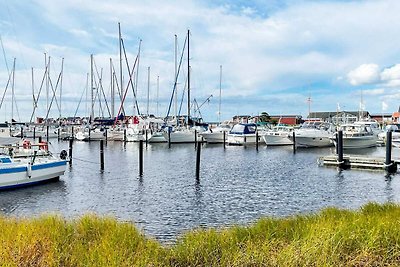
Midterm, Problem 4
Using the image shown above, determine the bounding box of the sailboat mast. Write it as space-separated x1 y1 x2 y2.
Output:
118 23 123 116
60 57 64 119
157 75 159 117
135 40 142 116
147 66 150 115
31 67 35 113
187 29 190 122
90 54 94 122
11 58 15 122
110 58 114 118
219 65 222 124
174 34 177 120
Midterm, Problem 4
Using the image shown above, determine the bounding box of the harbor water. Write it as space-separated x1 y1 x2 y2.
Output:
0 140 399 242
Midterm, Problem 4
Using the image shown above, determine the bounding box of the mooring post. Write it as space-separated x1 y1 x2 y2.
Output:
335 132 339 155
104 128 108 142
33 127 36 140
292 131 296 153
88 127 91 141
57 128 60 140
338 130 344 168
124 128 127 142
100 139 104 170
168 129 171 148
223 131 226 149
38 136 42 143
256 131 259 151
46 125 49 143
20 127 23 139
71 126 74 140
194 130 197 149
385 131 394 172
69 138 73 165
145 129 148 148
196 141 201 180
139 140 143 176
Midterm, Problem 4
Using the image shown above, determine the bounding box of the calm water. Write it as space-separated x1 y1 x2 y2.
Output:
0 140 399 242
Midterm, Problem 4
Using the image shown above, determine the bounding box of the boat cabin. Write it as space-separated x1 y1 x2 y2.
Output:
229 123 257 135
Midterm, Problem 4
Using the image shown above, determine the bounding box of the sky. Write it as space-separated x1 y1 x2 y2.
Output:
0 0 400 122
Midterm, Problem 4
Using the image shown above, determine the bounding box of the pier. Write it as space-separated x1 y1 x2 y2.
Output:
319 155 398 172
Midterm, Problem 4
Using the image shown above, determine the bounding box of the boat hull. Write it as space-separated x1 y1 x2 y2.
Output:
339 136 377 149
294 136 333 148
263 134 292 146
200 132 226 143
0 160 67 190
227 134 262 145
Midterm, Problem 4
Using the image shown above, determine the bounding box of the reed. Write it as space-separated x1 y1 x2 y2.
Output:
1 203 400 266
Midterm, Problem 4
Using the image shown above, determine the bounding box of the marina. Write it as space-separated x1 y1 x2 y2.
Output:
0 137 399 242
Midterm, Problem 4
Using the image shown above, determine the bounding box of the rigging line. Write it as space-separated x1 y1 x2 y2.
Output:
73 75 88 118
44 69 63 120
113 52 139 126
0 71 12 110
111 62 125 115
93 77 104 118
166 34 188 118
93 61 111 117
178 71 188 118
121 38 140 115
29 64 49 123
0 35 10 74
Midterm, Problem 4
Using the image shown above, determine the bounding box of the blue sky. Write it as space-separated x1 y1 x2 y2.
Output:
0 0 400 122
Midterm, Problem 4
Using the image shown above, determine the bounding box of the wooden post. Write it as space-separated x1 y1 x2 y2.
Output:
33 127 36 140
124 128 127 142
105 128 108 142
196 141 201 180
223 131 226 149
194 129 197 149
38 136 42 143
168 129 171 148
145 129 148 147
88 127 91 141
335 132 339 155
71 126 74 140
100 139 104 170
139 140 143 176
338 130 344 168
46 125 49 142
57 128 60 140
20 127 23 139
69 138 73 165
256 131 259 151
385 131 396 172
292 131 296 153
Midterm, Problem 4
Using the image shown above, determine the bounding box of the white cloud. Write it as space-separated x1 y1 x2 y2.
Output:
362 88 385 96
347 64 380 86
381 64 400 81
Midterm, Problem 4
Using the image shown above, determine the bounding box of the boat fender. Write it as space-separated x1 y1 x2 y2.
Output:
39 142 48 150
23 140 31 149
60 150 68 160
27 162 32 178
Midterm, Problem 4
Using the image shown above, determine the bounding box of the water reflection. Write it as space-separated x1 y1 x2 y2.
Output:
0 140 399 242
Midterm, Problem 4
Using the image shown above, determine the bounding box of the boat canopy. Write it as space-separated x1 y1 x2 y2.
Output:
230 123 257 134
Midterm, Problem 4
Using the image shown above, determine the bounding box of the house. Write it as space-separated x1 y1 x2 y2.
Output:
369 113 392 123
307 111 369 124
269 115 302 125
232 115 251 124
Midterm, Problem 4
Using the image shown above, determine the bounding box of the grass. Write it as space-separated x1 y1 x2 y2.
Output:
1 203 400 266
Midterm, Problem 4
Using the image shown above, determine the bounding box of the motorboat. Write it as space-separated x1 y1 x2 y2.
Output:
162 126 203 143
333 122 377 149
75 127 105 141
262 125 293 146
0 138 67 190
291 121 334 148
227 123 262 145
199 124 231 144
148 131 167 143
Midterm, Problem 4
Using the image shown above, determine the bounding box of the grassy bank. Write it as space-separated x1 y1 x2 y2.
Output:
1 203 400 266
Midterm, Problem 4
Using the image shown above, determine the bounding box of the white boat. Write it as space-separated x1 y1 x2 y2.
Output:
334 123 378 149
200 124 231 143
162 127 200 143
148 131 167 143
75 127 105 141
291 122 334 148
227 123 262 145
262 125 293 146
0 139 67 190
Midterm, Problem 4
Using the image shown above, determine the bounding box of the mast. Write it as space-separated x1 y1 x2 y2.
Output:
174 34 178 121
187 29 190 122
147 66 150 115
110 58 114 118
60 57 64 119
31 67 35 113
90 54 94 122
157 75 159 117
218 65 222 124
118 23 123 116
135 40 142 116
11 58 15 122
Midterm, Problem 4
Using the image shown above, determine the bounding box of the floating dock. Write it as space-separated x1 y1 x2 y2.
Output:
319 155 398 172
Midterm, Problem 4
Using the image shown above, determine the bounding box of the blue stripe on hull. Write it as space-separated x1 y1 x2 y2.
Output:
31 160 67 170
0 176 60 191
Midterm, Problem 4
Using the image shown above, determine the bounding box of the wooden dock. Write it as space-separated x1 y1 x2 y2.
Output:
319 155 398 172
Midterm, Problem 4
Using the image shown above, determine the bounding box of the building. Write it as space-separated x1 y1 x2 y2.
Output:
269 115 302 125
369 113 392 123
307 111 369 124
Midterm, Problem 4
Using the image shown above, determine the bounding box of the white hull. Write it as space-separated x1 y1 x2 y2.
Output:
200 132 226 143
75 131 105 141
263 134 292 146
294 136 332 148
148 132 166 143
227 134 262 145
339 136 377 149
0 160 67 190
162 130 197 143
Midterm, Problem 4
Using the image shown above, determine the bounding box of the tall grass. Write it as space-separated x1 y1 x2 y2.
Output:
1 203 400 266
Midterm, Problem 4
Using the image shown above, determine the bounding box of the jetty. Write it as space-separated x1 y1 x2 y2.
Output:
319 154 399 172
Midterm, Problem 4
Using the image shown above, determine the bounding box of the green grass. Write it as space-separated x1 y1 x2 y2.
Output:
1 203 400 266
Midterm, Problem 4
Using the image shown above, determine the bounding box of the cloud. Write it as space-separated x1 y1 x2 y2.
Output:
347 64 380 86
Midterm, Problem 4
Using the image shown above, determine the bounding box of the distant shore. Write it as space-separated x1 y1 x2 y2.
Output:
0 202 398 266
